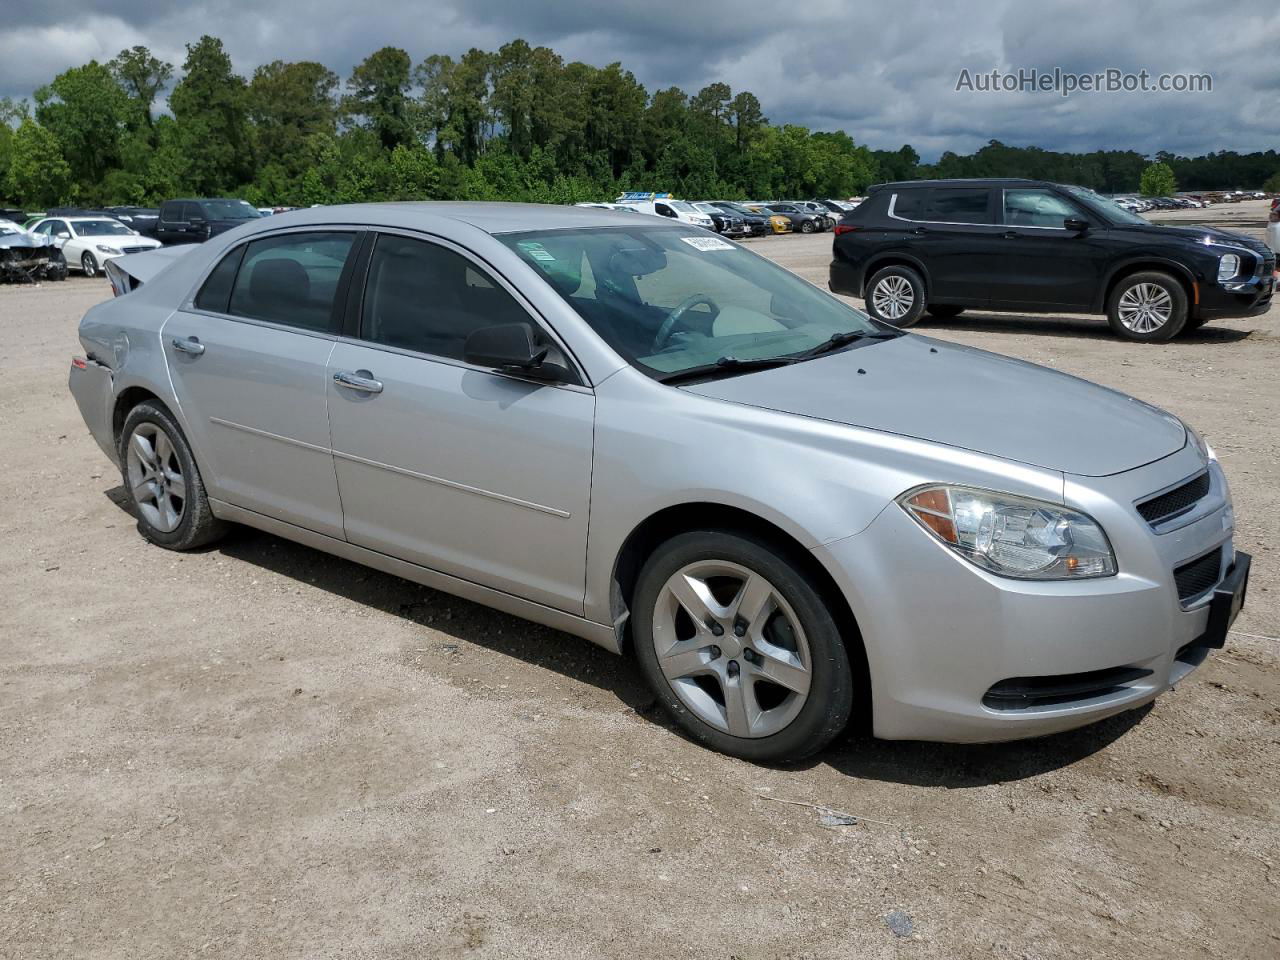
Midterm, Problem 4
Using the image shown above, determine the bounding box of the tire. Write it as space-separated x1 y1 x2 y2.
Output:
926 304 965 319
81 252 99 278
1106 271 1187 342
864 265 927 328
800 219 815 234
118 401 227 550
632 530 855 763
1182 315 1210 333
47 251 68 281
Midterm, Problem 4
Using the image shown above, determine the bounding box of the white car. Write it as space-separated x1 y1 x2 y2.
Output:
613 193 715 229
27 216 162 278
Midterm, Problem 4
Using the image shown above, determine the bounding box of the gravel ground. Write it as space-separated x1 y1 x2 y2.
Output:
2 201 1277 959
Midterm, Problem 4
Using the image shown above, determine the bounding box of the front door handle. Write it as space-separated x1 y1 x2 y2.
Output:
912 226 928 235
334 370 384 394
1003 231 1018 239
171 336 205 356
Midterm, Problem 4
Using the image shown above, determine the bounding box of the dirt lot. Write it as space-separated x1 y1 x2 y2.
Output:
2 202 1278 959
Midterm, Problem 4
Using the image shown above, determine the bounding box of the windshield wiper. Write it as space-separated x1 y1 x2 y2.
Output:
656 355 798 385
793 328 899 360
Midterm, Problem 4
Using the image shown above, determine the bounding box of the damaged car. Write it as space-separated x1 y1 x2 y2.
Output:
0 220 68 283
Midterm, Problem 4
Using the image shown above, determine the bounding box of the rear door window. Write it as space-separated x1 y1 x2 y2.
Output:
1003 189 1086 228
226 232 355 332
926 188 992 224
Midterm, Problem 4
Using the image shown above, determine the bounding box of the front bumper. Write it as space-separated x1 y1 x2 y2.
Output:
813 444 1240 742
1197 253 1276 318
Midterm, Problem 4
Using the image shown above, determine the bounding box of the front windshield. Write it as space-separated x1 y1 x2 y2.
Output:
75 220 132 236
201 200 261 220
1064 185 1150 226
500 226 881 377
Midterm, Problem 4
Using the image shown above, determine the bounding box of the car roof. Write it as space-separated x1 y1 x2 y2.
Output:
243 201 653 235
872 178 1048 191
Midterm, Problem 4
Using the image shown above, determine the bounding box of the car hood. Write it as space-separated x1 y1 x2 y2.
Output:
683 335 1187 477
0 231 53 249
1123 222 1266 250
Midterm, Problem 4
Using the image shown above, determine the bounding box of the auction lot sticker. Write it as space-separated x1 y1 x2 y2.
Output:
680 236 735 251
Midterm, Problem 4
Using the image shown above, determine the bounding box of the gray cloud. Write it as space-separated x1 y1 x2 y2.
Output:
2 0 1276 159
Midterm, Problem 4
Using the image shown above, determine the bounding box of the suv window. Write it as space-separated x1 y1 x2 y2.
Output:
360 234 530 361
226 232 354 331
926 188 992 224
1003 189 1085 228
891 190 925 218
159 201 184 221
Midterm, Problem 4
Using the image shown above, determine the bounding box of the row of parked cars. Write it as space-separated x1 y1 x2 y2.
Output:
576 194 864 237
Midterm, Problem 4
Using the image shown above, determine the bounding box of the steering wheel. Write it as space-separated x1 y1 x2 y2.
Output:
652 294 720 351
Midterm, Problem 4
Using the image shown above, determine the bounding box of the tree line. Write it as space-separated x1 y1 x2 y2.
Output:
1 36 1276 211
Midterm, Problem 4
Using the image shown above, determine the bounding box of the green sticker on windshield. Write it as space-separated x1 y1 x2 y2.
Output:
517 240 556 262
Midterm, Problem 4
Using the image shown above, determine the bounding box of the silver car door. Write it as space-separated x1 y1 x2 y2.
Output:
162 229 360 539
326 231 594 615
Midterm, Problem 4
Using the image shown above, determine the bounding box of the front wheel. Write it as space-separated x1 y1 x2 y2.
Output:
81 252 99 278
926 304 965 319
800 219 815 234
632 530 854 763
864 265 927 327
1106 271 1187 342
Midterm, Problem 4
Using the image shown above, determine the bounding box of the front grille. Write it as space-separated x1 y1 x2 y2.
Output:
1136 471 1209 525
121 246 152 254
1174 548 1222 602
984 664 1154 710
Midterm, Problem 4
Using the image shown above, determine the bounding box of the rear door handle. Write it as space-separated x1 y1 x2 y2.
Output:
334 370 384 394
912 226 928 235
1003 231 1018 239
171 336 205 356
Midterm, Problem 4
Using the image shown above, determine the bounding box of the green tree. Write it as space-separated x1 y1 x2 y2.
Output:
169 36 253 193
1262 171 1280 194
1139 161 1177 197
344 47 415 151
5 118 72 207
108 46 173 128
34 62 132 192
250 60 339 174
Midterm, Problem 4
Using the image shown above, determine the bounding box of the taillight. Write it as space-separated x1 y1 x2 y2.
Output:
71 356 87 370
833 224 860 236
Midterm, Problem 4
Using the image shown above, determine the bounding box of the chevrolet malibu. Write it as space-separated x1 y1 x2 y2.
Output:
69 203 1250 762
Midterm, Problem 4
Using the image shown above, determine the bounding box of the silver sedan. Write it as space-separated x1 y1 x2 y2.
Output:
69 203 1249 762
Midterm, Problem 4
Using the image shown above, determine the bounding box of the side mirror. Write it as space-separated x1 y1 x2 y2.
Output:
464 323 569 382
1063 217 1089 233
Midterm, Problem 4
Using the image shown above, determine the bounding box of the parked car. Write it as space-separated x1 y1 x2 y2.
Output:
155 198 263 245
792 201 838 229
105 206 161 238
27 215 161 277
68 202 1249 762
692 202 750 238
831 178 1275 341
1267 198 1279 255
613 193 715 229
0 219 67 282
708 201 776 236
813 198 856 217
763 202 828 234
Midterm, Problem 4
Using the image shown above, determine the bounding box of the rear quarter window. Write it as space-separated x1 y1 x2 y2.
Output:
891 190 926 219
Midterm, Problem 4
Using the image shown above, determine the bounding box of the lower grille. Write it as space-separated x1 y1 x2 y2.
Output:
1174 548 1222 602
984 665 1154 710
1137 470 1209 525
121 246 153 254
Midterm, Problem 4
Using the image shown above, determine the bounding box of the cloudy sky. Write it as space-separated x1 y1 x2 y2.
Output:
1 0 1276 159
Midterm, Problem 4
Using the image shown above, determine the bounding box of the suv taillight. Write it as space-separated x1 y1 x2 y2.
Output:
833 224 860 236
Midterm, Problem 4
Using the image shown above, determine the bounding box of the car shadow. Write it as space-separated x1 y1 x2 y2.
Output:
912 311 1254 344
102 487 1145 786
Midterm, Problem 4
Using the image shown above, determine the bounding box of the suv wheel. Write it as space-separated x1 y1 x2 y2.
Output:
119 401 227 550
865 265 927 327
81 252 99 278
926 304 965 319
632 530 854 763
1107 272 1187 342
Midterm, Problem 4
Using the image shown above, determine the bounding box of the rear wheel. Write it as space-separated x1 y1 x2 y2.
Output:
80 252 99 278
632 530 854 763
800 219 815 234
119 401 227 551
926 304 965 319
1106 271 1187 342
864 265 927 328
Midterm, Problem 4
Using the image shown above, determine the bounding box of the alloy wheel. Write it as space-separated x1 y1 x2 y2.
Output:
651 560 812 738
1117 282 1173 333
872 275 914 321
125 423 186 533
81 253 98 278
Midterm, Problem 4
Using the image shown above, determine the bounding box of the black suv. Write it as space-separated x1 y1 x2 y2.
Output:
830 178 1275 341
155 198 262 245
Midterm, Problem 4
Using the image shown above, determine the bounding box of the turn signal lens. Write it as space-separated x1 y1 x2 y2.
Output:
900 485 1116 580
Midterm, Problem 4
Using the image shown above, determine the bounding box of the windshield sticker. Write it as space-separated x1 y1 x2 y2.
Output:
679 236 735 251
517 241 556 262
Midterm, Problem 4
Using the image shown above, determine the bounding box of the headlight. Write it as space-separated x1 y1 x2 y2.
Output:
95 244 121 254
1217 253 1240 281
1186 424 1217 463
899 485 1116 580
